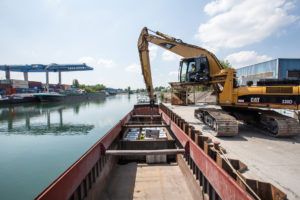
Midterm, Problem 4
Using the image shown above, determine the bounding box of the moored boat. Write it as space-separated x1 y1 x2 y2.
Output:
34 92 105 102
0 94 38 105
34 103 287 200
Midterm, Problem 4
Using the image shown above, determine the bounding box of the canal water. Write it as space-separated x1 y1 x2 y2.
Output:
0 94 137 200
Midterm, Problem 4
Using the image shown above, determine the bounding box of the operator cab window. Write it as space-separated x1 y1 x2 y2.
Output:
199 57 208 72
180 61 188 82
188 61 196 72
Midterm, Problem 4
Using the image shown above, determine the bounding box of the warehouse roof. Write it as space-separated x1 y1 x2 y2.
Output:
0 63 93 72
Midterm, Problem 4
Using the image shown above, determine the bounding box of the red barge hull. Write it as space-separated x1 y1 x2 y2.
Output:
35 104 286 200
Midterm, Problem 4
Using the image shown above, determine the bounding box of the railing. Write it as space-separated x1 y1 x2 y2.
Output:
160 108 254 200
160 103 287 200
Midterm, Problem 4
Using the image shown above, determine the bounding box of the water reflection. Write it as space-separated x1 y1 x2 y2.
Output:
0 94 137 200
0 99 107 135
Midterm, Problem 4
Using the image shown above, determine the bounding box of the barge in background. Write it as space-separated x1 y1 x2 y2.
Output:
0 94 38 105
34 92 105 102
35 103 287 200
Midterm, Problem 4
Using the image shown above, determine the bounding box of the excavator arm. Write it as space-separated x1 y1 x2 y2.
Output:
138 27 223 102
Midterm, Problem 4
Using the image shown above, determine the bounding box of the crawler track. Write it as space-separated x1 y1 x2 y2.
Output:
194 108 238 136
254 110 300 137
195 107 300 137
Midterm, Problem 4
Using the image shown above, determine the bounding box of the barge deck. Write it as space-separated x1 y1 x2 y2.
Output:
104 163 195 200
35 103 287 200
163 103 300 200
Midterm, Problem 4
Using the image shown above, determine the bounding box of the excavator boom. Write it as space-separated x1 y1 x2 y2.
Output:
138 27 223 101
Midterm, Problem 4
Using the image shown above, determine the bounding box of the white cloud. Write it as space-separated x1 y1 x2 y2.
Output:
168 71 178 76
78 57 116 69
162 51 182 61
97 58 115 68
225 51 272 68
204 0 239 16
196 0 299 51
125 63 141 73
149 46 158 61
78 56 96 65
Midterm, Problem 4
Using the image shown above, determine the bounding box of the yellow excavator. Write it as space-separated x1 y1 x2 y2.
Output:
138 27 300 137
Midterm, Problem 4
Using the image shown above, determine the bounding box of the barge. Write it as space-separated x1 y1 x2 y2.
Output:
35 103 286 200
34 92 105 102
0 94 38 105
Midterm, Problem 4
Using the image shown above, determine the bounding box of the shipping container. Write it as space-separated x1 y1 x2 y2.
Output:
12 84 29 89
11 79 28 85
27 88 38 93
63 84 72 89
10 79 28 88
0 80 11 84
43 84 56 88
15 88 28 93
29 85 42 89
6 88 12 94
0 84 12 89
1 89 6 95
236 58 300 85
28 81 42 86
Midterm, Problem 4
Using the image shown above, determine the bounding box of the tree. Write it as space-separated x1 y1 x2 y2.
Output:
154 86 165 91
77 83 106 93
93 84 106 91
219 60 232 69
72 79 80 88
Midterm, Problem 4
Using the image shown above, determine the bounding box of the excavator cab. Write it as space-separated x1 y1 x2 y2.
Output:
179 56 210 83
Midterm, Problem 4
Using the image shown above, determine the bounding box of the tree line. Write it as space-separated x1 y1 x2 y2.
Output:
72 79 106 93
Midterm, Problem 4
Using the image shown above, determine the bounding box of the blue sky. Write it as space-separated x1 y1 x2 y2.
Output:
0 0 299 89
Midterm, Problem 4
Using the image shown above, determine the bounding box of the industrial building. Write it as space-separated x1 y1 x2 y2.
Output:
236 58 300 85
